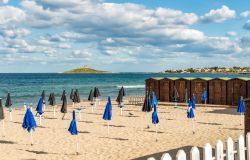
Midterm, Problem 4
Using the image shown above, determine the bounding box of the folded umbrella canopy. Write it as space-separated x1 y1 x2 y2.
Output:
5 93 13 121
22 107 37 145
237 96 245 125
0 98 4 120
93 87 101 98
120 86 125 97
41 90 45 102
201 88 208 104
187 105 195 134
5 93 12 108
191 93 196 109
48 93 56 117
41 90 46 110
88 89 94 101
61 92 67 120
172 86 179 108
50 93 56 106
152 104 159 141
73 89 80 103
68 110 79 154
88 89 95 112
150 92 158 107
116 88 125 115
70 89 74 100
184 88 188 103
142 91 152 112
0 98 4 135
36 97 43 125
103 96 112 135
152 104 159 124
61 90 66 101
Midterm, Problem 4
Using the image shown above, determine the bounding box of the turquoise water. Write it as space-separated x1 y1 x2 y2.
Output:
0 73 249 107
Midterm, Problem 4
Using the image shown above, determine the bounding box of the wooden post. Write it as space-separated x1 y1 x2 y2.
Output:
244 98 250 137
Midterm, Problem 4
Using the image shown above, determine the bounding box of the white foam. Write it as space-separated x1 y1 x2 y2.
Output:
117 85 145 89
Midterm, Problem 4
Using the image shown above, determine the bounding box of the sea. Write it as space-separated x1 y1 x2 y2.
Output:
0 73 249 107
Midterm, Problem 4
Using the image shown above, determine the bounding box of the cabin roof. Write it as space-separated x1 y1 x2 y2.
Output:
146 77 250 81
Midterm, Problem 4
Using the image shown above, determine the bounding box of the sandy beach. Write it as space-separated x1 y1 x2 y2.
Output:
0 101 243 160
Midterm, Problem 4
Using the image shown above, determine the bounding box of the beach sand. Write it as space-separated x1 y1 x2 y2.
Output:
0 101 243 160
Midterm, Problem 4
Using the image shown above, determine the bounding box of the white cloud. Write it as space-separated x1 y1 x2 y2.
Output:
226 31 237 37
240 11 250 18
0 6 26 25
58 43 71 49
200 5 236 23
0 0 9 4
0 27 30 38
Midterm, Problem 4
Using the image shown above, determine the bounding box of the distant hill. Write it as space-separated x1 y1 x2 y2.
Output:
64 66 108 74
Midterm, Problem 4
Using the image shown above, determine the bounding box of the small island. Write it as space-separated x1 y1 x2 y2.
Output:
64 65 109 74
162 66 250 74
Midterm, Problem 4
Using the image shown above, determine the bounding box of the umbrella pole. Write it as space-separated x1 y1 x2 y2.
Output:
73 102 75 108
53 106 56 118
107 121 110 136
76 135 79 155
79 112 82 121
192 119 195 134
2 120 5 137
120 108 123 116
9 111 12 121
91 103 94 113
39 115 42 125
30 130 33 145
155 124 158 141
240 113 243 126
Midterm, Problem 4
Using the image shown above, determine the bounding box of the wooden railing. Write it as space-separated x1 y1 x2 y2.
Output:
148 133 249 160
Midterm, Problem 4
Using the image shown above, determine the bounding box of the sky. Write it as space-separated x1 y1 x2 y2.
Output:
0 0 250 73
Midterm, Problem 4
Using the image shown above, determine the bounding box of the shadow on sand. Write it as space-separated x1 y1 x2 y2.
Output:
99 137 129 141
78 131 90 134
132 146 215 160
197 122 222 126
25 150 58 155
0 140 15 144
79 120 93 124
206 108 238 115
104 124 126 128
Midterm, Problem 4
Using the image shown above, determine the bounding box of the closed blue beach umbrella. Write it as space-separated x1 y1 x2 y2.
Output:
201 88 208 104
103 96 112 135
103 96 112 121
188 99 192 108
22 107 37 145
191 94 196 109
68 110 79 154
150 92 158 107
68 110 78 135
237 96 245 125
152 104 159 141
152 104 159 124
36 97 43 125
187 106 195 134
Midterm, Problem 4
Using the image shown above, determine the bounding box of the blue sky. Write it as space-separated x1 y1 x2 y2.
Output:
0 0 249 73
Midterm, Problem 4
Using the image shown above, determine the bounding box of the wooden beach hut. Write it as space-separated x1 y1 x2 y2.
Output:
191 77 212 104
159 78 176 102
227 78 248 106
174 77 193 103
208 78 229 105
247 79 250 98
145 78 161 99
